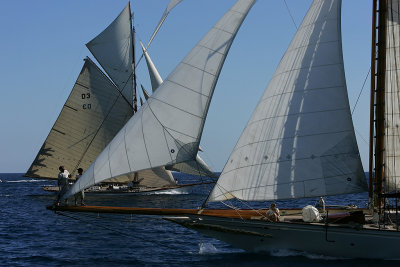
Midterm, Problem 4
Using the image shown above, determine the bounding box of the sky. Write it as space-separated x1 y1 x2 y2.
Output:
0 0 372 173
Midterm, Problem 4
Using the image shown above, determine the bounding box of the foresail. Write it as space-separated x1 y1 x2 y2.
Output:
140 42 215 178
208 0 367 202
63 0 256 199
385 0 400 192
25 58 133 179
86 3 134 103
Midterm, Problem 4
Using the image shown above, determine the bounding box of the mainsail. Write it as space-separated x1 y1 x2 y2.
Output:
86 3 134 103
208 0 368 202
384 0 400 192
25 58 133 179
63 0 256 199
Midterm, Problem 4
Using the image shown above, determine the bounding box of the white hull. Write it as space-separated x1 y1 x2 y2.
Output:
166 214 400 259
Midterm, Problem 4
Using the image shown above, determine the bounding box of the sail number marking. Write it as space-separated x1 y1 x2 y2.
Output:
83 104 91 109
82 93 91 109
82 93 91 99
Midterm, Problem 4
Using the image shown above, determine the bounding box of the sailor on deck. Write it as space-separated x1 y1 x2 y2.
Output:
266 203 280 222
56 165 71 206
74 168 85 206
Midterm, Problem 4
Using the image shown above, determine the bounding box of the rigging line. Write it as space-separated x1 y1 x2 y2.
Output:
283 0 298 29
204 180 267 220
355 128 369 146
54 211 188 252
351 67 371 115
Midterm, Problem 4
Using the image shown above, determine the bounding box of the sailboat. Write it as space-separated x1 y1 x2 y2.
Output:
27 1 215 195
50 0 400 259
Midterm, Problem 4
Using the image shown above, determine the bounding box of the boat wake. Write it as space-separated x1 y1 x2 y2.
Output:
7 179 42 183
148 189 191 195
269 249 342 260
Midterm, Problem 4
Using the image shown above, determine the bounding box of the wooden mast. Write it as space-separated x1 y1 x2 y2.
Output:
373 0 387 208
369 0 377 208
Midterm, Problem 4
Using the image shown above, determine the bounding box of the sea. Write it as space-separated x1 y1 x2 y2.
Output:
0 172 398 267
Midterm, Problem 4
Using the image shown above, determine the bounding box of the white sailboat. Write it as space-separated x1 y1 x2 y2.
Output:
27 1 214 194
50 0 400 259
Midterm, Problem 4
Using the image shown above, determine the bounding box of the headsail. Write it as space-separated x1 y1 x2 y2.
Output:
63 0 256 199
208 0 367 202
384 0 400 192
140 42 216 178
86 3 134 103
25 58 133 179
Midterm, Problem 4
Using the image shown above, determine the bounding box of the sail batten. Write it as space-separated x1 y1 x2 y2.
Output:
208 0 367 203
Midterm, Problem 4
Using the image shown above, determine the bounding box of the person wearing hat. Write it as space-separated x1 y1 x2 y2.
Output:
74 168 85 206
56 165 71 206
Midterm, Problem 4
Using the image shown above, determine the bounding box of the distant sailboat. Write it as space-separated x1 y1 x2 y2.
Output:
27 1 214 194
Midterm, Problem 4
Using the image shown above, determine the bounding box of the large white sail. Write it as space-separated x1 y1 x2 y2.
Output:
86 3 134 103
385 0 400 192
208 0 367 202
140 42 216 178
25 58 133 179
63 0 256 199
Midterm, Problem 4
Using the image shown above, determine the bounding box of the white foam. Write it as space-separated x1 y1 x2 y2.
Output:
198 242 218 254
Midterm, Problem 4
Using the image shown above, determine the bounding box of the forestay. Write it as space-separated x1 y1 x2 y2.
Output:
385 0 400 192
208 0 368 202
25 58 133 179
63 0 256 199
86 3 134 103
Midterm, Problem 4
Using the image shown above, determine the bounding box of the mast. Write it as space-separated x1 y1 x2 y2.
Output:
373 0 387 208
130 2 138 113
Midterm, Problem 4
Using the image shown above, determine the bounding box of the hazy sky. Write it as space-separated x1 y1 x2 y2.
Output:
0 0 371 173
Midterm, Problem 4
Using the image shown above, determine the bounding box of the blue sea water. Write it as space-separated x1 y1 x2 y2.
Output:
0 172 398 266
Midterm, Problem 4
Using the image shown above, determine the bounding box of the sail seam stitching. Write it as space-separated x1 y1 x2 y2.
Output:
259 85 345 103
165 80 211 98
232 129 353 152
247 107 350 127
150 97 204 120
